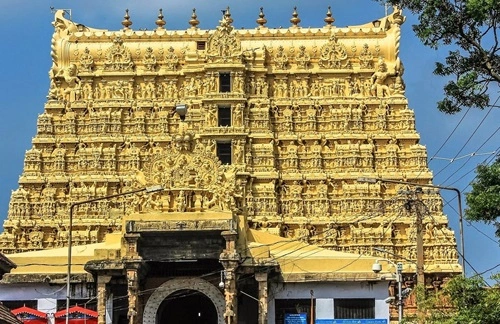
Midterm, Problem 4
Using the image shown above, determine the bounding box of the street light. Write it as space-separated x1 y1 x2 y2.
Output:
373 259 405 323
65 184 163 324
358 177 465 276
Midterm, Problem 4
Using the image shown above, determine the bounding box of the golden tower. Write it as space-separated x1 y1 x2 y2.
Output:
0 7 461 323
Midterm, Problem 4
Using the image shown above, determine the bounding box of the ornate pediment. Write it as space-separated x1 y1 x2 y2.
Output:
104 36 135 71
206 14 242 63
318 33 348 69
133 134 242 214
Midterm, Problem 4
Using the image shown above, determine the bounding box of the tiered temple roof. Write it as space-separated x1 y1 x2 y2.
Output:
1 7 460 286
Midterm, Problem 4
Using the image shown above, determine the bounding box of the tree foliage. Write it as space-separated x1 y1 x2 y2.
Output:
404 275 500 323
382 0 500 113
443 275 500 323
465 157 500 238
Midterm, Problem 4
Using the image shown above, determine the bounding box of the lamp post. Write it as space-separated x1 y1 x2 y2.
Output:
65 184 163 324
373 259 404 323
358 177 465 276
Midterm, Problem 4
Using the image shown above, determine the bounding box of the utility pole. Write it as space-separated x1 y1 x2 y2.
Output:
400 186 426 285
358 177 465 276
412 189 425 285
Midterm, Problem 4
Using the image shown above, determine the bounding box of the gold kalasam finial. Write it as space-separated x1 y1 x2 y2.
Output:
156 9 166 30
256 7 267 27
324 6 335 26
122 9 132 30
189 8 199 29
224 6 233 24
290 6 301 27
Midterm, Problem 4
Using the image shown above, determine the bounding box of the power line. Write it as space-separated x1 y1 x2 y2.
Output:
433 105 495 178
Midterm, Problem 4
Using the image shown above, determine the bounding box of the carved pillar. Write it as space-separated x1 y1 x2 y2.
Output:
124 233 140 258
97 275 112 324
220 230 240 324
124 234 142 324
126 265 141 324
255 272 268 324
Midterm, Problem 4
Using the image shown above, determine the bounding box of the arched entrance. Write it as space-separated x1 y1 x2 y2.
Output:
142 277 225 324
157 289 217 323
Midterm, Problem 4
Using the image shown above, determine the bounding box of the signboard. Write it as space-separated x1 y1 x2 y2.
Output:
285 313 308 324
315 320 387 324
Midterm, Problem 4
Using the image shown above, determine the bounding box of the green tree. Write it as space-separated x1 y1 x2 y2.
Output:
465 157 500 239
381 0 500 113
442 274 500 323
404 275 500 323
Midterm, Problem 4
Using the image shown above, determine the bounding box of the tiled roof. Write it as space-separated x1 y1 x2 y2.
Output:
0 303 22 324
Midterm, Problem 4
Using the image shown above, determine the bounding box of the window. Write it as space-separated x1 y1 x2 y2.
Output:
196 41 206 50
334 298 375 319
219 72 231 92
218 105 231 127
217 142 232 165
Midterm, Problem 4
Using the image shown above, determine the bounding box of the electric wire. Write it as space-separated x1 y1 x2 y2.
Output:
437 116 499 185
427 107 471 164
433 105 495 178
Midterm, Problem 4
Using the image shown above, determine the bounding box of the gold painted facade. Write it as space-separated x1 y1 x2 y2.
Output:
1 7 460 284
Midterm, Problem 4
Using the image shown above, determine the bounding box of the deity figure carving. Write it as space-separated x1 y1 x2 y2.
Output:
206 13 242 63
232 103 243 127
254 77 268 96
273 78 288 98
165 80 179 99
232 139 244 164
319 34 348 69
143 47 157 71
79 47 94 72
28 225 44 249
309 79 320 97
273 46 289 70
233 72 244 93
104 37 134 71
392 57 406 96
325 224 339 244
295 45 310 69
284 141 299 169
296 224 310 242
164 47 179 70
175 190 187 212
205 104 218 127
385 138 400 167
185 77 201 97
309 140 324 168
370 57 395 97
54 64 82 101
358 43 373 69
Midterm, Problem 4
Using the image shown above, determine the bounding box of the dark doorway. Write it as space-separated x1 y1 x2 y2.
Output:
157 289 218 324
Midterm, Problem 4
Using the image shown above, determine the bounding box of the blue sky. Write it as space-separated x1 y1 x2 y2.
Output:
0 0 498 279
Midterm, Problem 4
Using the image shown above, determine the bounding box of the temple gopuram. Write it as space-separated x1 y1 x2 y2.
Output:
0 6 461 324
